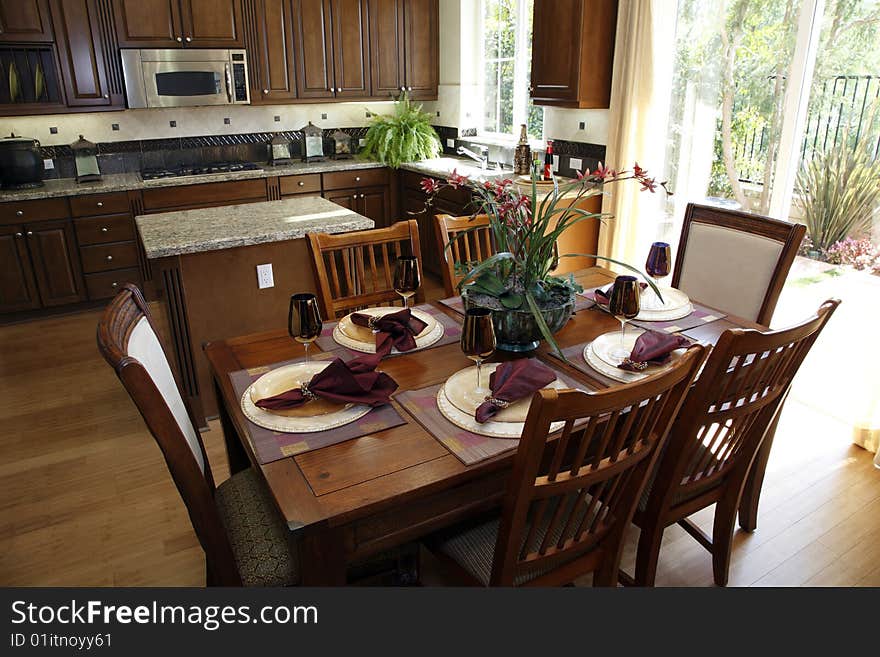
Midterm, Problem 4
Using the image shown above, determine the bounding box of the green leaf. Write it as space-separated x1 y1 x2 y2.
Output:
499 290 524 309
525 290 565 360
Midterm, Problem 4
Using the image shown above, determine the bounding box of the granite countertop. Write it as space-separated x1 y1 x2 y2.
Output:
136 196 374 259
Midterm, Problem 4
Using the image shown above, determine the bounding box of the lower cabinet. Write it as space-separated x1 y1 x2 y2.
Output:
322 185 390 228
0 225 41 313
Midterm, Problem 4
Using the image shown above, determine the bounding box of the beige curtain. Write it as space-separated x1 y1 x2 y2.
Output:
599 0 677 268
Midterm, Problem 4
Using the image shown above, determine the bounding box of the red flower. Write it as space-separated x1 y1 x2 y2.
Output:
447 169 470 189
420 177 440 194
593 162 615 180
633 162 646 178
576 168 590 180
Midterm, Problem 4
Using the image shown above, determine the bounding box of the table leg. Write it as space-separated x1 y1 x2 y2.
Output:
214 379 250 475
299 526 347 586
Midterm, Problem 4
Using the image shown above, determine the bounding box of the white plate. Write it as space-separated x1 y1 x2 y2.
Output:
591 329 645 369
442 363 568 423
583 343 650 384
242 361 371 432
591 286 693 322
333 306 444 354
338 306 437 342
436 385 565 439
583 336 688 384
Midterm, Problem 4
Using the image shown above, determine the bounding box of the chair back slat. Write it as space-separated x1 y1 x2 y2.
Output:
672 203 806 326
648 300 840 509
97 285 242 585
434 214 496 297
307 220 423 319
489 345 707 586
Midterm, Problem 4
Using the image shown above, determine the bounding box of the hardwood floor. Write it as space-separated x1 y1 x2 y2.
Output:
1 275 878 586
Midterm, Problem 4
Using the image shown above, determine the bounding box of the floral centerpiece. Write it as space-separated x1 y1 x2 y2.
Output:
421 164 667 355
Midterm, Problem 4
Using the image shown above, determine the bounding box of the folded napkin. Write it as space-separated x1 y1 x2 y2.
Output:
254 357 398 411
594 282 648 305
618 330 691 372
350 307 429 358
475 359 557 424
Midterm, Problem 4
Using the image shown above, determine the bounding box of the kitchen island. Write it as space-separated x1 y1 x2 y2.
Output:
137 196 374 426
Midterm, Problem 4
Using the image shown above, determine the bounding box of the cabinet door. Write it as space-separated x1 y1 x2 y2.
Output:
330 0 369 98
0 225 40 313
358 186 389 228
0 0 54 43
114 0 183 47
292 0 334 99
248 0 297 102
323 188 358 211
179 0 243 47
530 0 581 104
403 0 437 100
51 0 114 107
26 219 85 307
368 0 403 99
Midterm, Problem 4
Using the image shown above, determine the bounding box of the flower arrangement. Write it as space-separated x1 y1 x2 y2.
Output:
824 237 880 273
422 164 668 354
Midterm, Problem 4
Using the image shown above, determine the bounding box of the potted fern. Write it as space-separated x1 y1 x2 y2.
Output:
360 93 442 168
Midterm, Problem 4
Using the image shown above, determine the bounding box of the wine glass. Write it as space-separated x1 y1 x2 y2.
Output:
460 308 496 405
393 256 421 308
644 241 671 309
608 276 641 361
288 293 322 363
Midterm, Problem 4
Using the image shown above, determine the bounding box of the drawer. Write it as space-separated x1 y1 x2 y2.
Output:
74 213 135 246
142 179 268 212
84 268 142 301
80 241 139 273
69 192 130 217
279 174 321 196
0 197 69 225
322 168 388 190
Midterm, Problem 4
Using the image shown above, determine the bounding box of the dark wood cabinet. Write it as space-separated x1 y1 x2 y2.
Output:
0 0 54 43
368 0 436 100
323 184 390 227
292 0 333 99
530 0 618 108
330 0 369 98
244 0 297 102
324 187 357 211
51 0 124 109
25 219 85 307
0 225 41 313
115 0 241 48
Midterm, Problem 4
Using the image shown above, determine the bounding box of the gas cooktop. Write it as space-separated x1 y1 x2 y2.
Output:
140 161 262 181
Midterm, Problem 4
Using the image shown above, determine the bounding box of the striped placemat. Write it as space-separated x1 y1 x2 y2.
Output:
579 291 726 333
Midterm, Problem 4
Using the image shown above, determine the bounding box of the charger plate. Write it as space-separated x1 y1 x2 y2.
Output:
442 364 569 423
242 361 370 432
436 384 565 439
585 329 688 384
333 306 443 354
637 287 693 321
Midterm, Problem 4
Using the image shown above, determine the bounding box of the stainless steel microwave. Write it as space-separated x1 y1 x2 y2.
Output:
120 49 250 109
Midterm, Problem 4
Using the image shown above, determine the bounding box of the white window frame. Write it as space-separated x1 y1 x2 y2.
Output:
479 0 536 141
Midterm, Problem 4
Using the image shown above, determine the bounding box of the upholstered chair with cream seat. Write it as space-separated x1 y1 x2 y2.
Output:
672 203 805 327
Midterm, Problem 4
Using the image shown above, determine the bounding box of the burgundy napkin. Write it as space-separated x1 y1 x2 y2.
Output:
350 307 429 358
254 357 398 410
618 330 691 372
594 282 648 304
475 359 557 424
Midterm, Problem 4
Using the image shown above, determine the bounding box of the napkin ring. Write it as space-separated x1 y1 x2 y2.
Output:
367 315 380 330
621 358 649 371
484 396 511 409
300 379 318 402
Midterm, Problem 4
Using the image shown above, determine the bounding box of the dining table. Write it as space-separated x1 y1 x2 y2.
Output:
204 267 765 585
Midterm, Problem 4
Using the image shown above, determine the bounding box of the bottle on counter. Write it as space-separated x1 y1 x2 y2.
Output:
543 140 554 181
513 124 531 176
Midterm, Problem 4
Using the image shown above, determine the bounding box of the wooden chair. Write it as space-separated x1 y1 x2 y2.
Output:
97 284 298 586
627 299 840 587
307 219 423 319
426 344 706 586
672 203 806 327
434 213 495 297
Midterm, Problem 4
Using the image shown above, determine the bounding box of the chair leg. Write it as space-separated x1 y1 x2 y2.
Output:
633 523 665 586
738 415 779 531
711 496 740 587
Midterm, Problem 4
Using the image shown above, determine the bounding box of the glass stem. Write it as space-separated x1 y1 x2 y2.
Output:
620 319 626 350
476 359 482 393
304 341 310 364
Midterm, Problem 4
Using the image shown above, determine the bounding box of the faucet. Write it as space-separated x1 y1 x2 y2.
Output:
456 145 489 170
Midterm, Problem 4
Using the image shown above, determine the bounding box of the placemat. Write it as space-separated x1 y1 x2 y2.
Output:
579 291 726 333
439 294 595 316
548 342 621 388
315 303 461 358
228 356 408 465
395 365 590 466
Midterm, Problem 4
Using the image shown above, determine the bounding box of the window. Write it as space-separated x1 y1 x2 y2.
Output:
481 0 543 140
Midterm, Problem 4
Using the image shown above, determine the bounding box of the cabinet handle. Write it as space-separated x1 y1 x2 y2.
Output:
407 86 412 91
297 181 305 187
176 36 183 42
185 36 192 43
96 201 103 208
26 231 33 236
111 282 118 289
263 89 269 94
355 176 361 182
105 255 113 262
101 227 109 233
400 86 405 91
360 193 365 198
14 232 22 238
103 94 109 99
15 210 23 216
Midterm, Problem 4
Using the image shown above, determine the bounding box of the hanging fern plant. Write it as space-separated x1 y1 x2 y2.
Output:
360 93 441 169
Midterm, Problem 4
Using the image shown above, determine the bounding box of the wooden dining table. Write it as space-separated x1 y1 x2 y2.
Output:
204 267 764 585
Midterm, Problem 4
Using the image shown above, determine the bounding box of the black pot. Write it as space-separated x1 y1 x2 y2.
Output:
0 134 45 189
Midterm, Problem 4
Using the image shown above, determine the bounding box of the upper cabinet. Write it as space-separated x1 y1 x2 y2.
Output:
114 0 242 48
0 0 54 43
368 0 436 100
330 0 369 98
530 0 618 108
243 0 297 102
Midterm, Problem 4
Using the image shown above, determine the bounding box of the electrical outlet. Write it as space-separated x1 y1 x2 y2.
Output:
446 138 455 148
552 155 560 172
256 263 274 289
43 158 54 170
359 138 366 147
569 157 583 172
